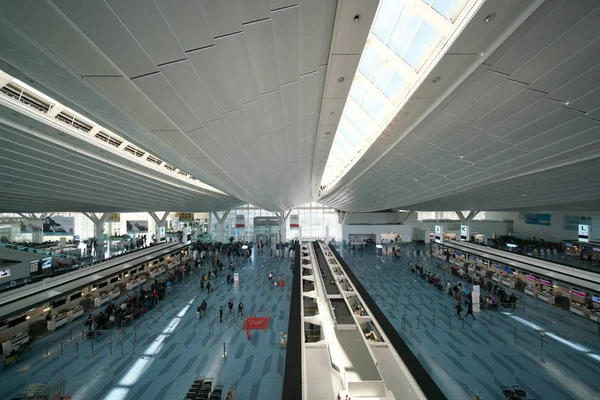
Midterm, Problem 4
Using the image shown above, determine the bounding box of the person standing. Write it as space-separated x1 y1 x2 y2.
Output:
228 298 234 315
219 306 224 323
268 272 273 283
455 302 463 319
238 302 244 318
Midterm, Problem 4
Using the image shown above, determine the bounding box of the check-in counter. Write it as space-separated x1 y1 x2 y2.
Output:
126 280 140 291
492 275 501 283
524 286 535 296
537 292 550 303
110 288 120 300
502 278 515 288
49 313 69 331
71 305 84 321
570 303 585 317
94 292 110 307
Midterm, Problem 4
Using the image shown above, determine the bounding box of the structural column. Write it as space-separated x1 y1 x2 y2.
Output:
212 210 230 242
83 213 110 242
149 212 170 243
276 210 292 243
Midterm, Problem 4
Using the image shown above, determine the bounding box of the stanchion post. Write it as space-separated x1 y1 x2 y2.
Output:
61 341 63 356
109 340 113 356
514 327 517 343
540 331 544 348
90 340 95 357
417 316 420 330
490 313 493 325
69 330 73 342
81 330 84 342
433 316 436 330
223 342 226 358
121 342 124 357
76 342 79 356
462 319 465 330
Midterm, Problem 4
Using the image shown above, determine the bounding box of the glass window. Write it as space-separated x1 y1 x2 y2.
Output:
432 0 465 20
389 15 421 57
358 46 379 80
383 71 407 101
402 21 440 69
373 0 404 43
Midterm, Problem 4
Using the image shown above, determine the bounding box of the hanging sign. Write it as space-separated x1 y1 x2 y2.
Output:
235 214 245 227
106 213 120 222
290 215 299 228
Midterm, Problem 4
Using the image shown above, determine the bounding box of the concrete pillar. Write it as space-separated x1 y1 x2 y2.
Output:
149 212 170 243
277 210 291 243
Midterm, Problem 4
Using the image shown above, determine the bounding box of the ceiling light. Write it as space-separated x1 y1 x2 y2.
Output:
565 102 569 105
432 76 441 83
353 14 361 23
325 131 331 135
484 12 496 23
330 111 336 116
338 77 345 83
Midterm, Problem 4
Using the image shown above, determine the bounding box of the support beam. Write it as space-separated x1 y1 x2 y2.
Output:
455 211 466 223
278 210 292 243
401 211 412 224
465 211 480 221
17 213 29 220
212 211 230 242
149 212 170 243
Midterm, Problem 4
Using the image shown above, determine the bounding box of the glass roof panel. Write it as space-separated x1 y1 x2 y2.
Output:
320 0 484 190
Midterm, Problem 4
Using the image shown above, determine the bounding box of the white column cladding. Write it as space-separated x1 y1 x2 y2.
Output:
325 226 329 242
298 226 302 242
472 285 480 312
434 225 443 243
460 225 469 241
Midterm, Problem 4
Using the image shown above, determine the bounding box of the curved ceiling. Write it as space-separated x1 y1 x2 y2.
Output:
0 0 599 214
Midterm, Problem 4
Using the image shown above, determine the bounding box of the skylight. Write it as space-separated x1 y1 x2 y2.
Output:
320 0 484 190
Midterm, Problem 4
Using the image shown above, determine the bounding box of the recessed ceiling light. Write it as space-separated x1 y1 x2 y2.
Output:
484 12 496 23
362 159 366 162
459 156 463 159
325 131 331 135
432 76 441 83
338 77 345 83
330 111 336 116
565 102 569 106
353 14 361 23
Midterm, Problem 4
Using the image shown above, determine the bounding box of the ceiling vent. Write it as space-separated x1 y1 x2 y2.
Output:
95 131 122 148
123 145 145 157
56 111 92 133
176 170 188 177
146 155 163 165
1 82 51 113
164 164 176 172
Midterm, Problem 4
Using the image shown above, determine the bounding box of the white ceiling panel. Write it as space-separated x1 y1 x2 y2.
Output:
459 80 524 123
271 5 300 85
517 117 598 152
331 0 378 55
187 46 241 113
569 87 600 113
502 107 580 145
106 0 185 66
243 19 280 94
445 165 481 181
510 6 600 85
414 111 455 140
418 148 449 165
299 0 328 75
487 98 564 138
529 39 600 94
473 88 546 130
465 140 513 164
484 154 539 176
285 120 301 145
223 109 254 145
451 133 497 157
261 91 286 131
406 142 437 161
395 134 426 155
133 72 201 133
197 0 242 39
550 65 600 106
530 125 600 158
204 118 240 153
299 112 319 141
153 130 201 159
438 126 485 152
476 147 527 170
280 81 300 123
242 100 271 139
444 71 507 116
238 0 270 23
299 70 324 116
155 0 214 52
428 119 471 146
185 127 225 158
84 77 177 131
160 60 221 123
52 0 157 79
215 33 261 104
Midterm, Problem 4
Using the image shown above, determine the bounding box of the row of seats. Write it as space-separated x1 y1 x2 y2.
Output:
184 377 223 400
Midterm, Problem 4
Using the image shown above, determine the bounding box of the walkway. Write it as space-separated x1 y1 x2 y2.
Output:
0 247 292 400
337 244 600 400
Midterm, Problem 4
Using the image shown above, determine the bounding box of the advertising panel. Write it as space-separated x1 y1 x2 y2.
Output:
578 224 589 243
29 260 39 273
460 225 469 241
523 213 551 226
290 214 299 228
254 217 279 226
20 220 43 233
43 216 74 235
127 220 149 233
0 268 10 279
176 212 194 221
106 213 120 222
563 216 592 231
159 226 166 239
235 214 245 228
434 225 442 244
41 257 53 269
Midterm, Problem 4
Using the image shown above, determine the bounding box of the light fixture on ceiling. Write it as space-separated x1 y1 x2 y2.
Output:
484 12 496 23
338 77 345 83
565 102 570 106
353 14 361 23
432 76 441 83
459 156 463 159
325 131 331 135
330 111 336 116
362 159 366 162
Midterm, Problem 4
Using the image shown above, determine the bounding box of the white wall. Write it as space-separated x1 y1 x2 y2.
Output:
513 211 600 242
342 224 413 244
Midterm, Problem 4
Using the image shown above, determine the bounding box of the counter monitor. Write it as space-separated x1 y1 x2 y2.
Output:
592 295 600 304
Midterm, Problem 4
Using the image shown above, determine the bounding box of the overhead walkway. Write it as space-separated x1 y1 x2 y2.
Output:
0 242 184 321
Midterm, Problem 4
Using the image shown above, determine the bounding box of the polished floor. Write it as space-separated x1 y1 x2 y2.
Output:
1 248 292 400
337 244 600 400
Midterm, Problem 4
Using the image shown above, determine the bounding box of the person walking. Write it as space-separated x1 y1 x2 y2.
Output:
219 306 224 323
206 281 212 295
238 301 244 318
228 298 234 315
200 300 207 318
268 272 273 283
455 302 463 319
464 300 475 320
